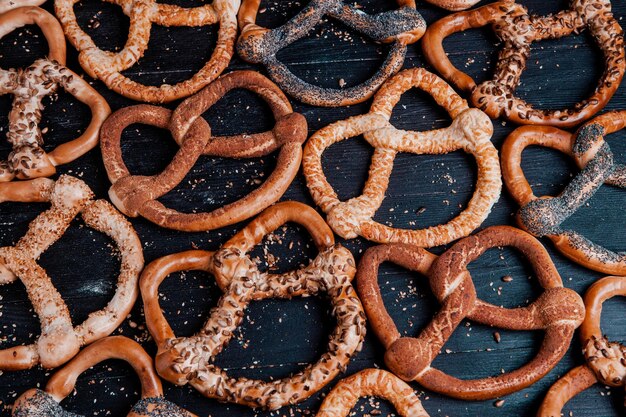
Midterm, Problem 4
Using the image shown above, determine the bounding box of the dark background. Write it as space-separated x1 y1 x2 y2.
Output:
0 0 624 416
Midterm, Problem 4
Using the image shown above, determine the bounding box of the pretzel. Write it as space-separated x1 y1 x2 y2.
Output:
422 0 625 127
141 202 367 410
100 70 307 232
0 6 110 187
357 226 585 400
424 0 481 11
12 336 196 417
303 67 501 247
237 0 426 107
0 0 45 14
537 276 626 416
54 0 239 103
0 175 143 370
502 111 626 275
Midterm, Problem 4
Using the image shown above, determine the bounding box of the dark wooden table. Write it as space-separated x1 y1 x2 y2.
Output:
0 1 624 416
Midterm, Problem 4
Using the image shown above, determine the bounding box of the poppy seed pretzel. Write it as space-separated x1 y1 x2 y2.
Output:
357 226 585 400
12 336 197 417
0 175 143 371
422 0 625 127
237 0 426 106
141 202 367 410
303 67 501 247
537 276 626 416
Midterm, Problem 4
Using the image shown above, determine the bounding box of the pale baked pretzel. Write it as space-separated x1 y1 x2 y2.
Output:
537 276 626 416
237 0 426 106
141 202 367 410
0 6 110 186
424 0 481 10
54 0 239 103
12 336 196 417
422 0 625 127
100 70 307 232
501 111 626 275
303 67 501 247
357 226 585 400
0 175 143 371
0 0 45 14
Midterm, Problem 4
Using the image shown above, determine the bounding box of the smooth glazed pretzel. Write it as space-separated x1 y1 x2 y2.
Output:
54 0 239 103
303 67 501 247
0 175 143 371
141 202 367 410
422 0 625 127
100 70 307 232
537 276 626 416
502 111 626 276
237 0 426 106
357 226 585 400
12 336 196 417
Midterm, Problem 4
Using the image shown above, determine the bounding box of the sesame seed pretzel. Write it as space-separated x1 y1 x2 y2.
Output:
0 6 110 187
141 202 367 410
422 0 625 127
237 0 426 107
12 336 197 417
501 111 626 276
100 70 307 232
303 67 501 247
357 226 585 400
0 175 143 371
54 0 239 103
537 276 626 416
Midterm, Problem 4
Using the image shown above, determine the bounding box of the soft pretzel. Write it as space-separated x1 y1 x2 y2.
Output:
303 67 501 247
424 0 481 11
0 0 45 14
422 0 625 127
141 202 366 410
237 0 426 106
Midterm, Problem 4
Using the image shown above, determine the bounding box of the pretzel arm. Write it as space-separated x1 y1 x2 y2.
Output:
423 0 481 11
537 365 598 417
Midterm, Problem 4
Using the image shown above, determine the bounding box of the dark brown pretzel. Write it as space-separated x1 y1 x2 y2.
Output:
422 0 625 127
237 0 426 106
357 226 585 400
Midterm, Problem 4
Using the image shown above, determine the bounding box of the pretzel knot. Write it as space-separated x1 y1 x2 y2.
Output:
422 0 625 127
357 226 585 400
141 202 366 410
54 0 239 103
303 67 501 247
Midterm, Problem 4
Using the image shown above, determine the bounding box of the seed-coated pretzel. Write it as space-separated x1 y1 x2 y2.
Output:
237 0 426 107
12 336 196 417
303 67 501 247
0 6 110 186
0 175 143 371
100 70 307 232
537 276 626 416
54 0 239 103
357 226 585 400
141 202 367 410
501 111 626 276
422 0 625 127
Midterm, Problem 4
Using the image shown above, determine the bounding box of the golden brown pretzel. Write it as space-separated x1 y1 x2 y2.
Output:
424 0 481 11
141 202 367 410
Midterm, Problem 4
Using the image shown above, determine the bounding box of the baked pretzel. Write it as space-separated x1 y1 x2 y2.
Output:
537 276 626 416
100 70 307 232
303 67 501 247
0 0 46 14
0 175 143 370
12 336 196 417
0 6 110 186
502 111 626 275
141 202 367 410
237 0 426 106
422 0 625 127
357 226 585 400
54 0 239 103
424 0 481 11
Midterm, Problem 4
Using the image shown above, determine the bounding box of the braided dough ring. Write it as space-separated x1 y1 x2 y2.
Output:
0 175 143 371
54 0 239 103
12 336 196 417
422 0 625 127
141 202 367 410
303 67 501 247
